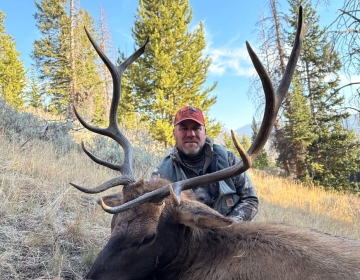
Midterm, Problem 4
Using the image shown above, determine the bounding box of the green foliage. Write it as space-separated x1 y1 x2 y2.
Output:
285 0 360 192
124 0 220 147
241 134 251 151
223 132 239 155
116 55 145 130
223 132 251 156
283 73 317 178
0 11 26 109
307 123 360 192
25 67 43 108
32 1 103 118
251 118 270 169
73 9 104 119
223 131 270 168
92 92 106 126
32 0 70 115
224 127 271 171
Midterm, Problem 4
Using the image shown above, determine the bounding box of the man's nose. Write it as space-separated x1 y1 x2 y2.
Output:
186 129 196 137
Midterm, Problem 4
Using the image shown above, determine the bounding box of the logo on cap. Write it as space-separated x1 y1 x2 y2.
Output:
174 106 205 126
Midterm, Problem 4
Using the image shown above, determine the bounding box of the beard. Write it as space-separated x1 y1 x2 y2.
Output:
178 140 205 157
181 145 202 156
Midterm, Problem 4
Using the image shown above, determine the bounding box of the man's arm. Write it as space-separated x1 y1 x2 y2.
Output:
226 151 259 222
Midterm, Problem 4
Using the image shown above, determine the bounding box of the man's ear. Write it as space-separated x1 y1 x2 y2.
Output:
169 187 232 229
97 192 123 207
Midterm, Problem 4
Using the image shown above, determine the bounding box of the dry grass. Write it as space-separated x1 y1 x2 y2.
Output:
0 135 114 279
251 169 360 239
0 134 359 279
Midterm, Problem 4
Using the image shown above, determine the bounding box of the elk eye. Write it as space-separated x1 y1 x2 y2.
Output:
141 233 156 246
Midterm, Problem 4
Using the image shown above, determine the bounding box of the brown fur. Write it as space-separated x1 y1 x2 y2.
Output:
164 222 360 279
86 178 360 280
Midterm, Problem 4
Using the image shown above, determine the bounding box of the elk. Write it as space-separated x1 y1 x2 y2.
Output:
71 7 360 280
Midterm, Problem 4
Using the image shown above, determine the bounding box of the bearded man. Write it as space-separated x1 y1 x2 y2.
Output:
152 106 258 222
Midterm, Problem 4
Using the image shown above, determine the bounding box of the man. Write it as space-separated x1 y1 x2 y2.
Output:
153 105 258 222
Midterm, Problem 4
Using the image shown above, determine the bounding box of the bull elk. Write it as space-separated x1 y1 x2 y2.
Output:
71 6 360 280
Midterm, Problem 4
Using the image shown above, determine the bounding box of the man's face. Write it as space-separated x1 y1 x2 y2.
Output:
173 119 206 156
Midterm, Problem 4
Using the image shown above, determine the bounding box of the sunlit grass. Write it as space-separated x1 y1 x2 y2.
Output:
251 169 360 239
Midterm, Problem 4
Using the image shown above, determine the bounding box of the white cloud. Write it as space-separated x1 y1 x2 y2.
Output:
189 17 259 78
207 46 256 77
201 24 257 77
339 73 360 85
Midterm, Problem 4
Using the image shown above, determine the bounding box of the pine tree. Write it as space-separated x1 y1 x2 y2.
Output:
25 67 43 108
69 0 77 111
251 118 270 169
0 11 26 109
241 134 251 152
115 52 143 130
92 91 106 125
287 0 360 191
32 0 104 120
32 0 70 115
74 9 104 120
127 0 220 147
251 0 292 175
223 132 236 155
223 132 251 162
283 73 316 179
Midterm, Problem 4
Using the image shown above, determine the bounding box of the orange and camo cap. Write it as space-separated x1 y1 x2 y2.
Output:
174 106 205 126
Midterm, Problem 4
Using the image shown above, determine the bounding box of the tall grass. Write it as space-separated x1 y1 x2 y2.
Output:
0 135 110 279
251 169 360 239
0 130 359 279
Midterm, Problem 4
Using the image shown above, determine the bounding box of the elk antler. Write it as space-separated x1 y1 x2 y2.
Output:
70 27 149 194
100 6 309 214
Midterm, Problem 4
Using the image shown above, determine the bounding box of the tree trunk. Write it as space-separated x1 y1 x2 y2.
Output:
70 0 77 112
99 5 113 117
271 0 292 176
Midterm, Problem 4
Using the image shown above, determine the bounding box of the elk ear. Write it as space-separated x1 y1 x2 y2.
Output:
97 192 123 207
170 186 232 229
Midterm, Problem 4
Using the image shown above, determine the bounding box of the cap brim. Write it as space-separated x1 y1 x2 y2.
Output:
174 118 204 126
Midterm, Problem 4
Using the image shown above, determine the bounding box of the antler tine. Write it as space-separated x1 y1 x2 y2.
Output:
70 28 149 194
245 41 276 158
248 6 310 159
99 6 307 214
276 6 310 104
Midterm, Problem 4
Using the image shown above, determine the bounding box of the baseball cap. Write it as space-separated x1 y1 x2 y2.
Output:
174 106 205 126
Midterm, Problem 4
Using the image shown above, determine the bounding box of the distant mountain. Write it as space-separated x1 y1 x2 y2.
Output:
214 124 252 145
233 114 360 137
215 114 359 145
235 124 252 138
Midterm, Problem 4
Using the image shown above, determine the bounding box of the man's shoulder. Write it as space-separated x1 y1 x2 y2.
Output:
157 154 172 168
213 143 240 166
213 143 231 157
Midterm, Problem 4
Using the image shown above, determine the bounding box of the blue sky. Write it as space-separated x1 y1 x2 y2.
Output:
0 0 348 130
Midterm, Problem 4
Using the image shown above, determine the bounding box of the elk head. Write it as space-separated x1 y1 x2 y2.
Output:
71 6 309 280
